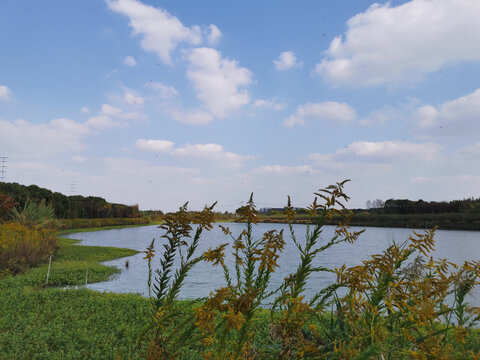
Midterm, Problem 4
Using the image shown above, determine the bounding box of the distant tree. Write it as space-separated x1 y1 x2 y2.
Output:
366 199 385 209
0 192 17 222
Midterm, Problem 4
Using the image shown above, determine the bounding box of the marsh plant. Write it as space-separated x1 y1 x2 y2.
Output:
141 181 480 359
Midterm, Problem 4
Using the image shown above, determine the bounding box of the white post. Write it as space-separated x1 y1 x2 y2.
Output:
45 254 52 285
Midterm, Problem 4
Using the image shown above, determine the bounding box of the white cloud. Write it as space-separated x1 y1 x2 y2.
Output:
124 91 144 105
173 143 254 170
169 109 213 125
186 47 252 118
310 140 441 165
273 51 302 71
207 24 222 45
123 55 137 66
72 155 86 163
284 101 356 127
81 107 90 114
415 89 480 136
106 0 202 64
135 139 175 153
252 98 285 110
86 103 144 130
252 165 316 175
454 142 480 161
316 0 480 87
135 139 253 169
0 85 12 101
144 81 179 99
0 118 90 157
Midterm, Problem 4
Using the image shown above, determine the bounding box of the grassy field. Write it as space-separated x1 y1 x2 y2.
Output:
0 236 150 360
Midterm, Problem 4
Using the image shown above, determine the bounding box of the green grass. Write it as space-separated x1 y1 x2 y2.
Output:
0 235 149 360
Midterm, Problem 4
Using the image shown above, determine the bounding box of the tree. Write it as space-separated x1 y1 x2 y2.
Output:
0 192 17 222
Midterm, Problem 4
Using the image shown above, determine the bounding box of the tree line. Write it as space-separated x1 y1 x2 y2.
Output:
0 182 139 220
372 198 480 214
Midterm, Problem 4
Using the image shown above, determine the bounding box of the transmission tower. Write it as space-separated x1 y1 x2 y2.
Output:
0 157 7 182
70 181 77 195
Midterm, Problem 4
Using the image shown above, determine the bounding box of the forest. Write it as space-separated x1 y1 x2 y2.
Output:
0 182 139 220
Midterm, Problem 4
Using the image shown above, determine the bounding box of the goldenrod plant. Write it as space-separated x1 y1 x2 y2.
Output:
142 202 217 359
142 181 480 359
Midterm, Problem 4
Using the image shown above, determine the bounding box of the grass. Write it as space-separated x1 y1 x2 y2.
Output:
0 235 150 360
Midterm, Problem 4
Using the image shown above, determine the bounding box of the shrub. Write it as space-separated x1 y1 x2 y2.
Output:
11 198 56 229
0 222 56 275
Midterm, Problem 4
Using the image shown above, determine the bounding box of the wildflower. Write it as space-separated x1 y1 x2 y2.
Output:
222 308 245 330
203 243 228 266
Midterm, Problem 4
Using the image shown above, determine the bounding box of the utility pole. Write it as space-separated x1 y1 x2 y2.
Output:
0 157 7 182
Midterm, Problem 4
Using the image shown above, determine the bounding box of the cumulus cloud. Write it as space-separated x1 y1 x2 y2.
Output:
186 47 252 118
0 85 12 101
144 81 179 99
316 0 480 87
136 138 253 169
86 103 144 129
81 107 90 114
207 24 222 45
106 0 202 64
415 89 480 136
173 143 253 170
252 98 285 110
123 55 137 66
273 51 302 71
0 118 90 157
124 91 144 105
135 139 175 153
284 101 356 127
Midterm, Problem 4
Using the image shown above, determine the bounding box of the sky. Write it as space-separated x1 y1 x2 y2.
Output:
1 0 480 212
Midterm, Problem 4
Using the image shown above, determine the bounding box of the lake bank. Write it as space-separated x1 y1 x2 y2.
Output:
259 211 480 230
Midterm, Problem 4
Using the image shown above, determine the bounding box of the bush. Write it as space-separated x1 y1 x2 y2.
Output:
0 223 56 275
11 199 56 229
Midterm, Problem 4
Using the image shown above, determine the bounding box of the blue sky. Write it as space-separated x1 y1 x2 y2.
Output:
1 0 480 211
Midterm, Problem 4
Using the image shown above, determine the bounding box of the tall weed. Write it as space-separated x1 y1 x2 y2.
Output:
141 181 480 359
0 222 56 275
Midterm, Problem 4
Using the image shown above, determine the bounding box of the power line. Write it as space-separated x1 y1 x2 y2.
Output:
0 157 7 182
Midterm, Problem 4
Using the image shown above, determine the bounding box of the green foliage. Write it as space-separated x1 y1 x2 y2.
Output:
12 198 56 228
141 202 217 359
0 234 144 360
0 181 140 219
0 287 149 360
57 217 151 232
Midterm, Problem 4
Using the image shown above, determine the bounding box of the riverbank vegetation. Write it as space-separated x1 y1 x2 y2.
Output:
255 197 480 230
0 236 146 360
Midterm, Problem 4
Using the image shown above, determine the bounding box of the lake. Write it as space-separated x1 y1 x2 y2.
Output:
64 223 480 303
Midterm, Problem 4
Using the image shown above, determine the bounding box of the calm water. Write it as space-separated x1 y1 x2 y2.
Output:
64 223 480 303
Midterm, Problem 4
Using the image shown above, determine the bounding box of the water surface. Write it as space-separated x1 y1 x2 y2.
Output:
64 223 480 303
